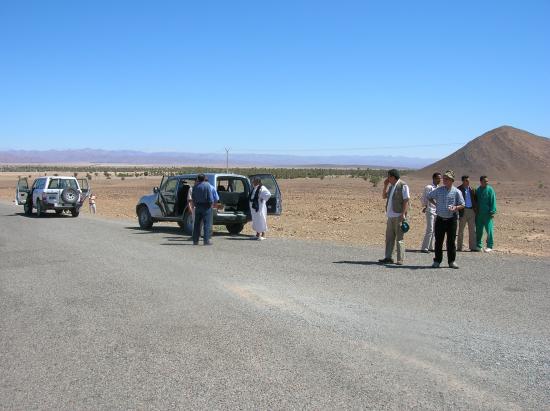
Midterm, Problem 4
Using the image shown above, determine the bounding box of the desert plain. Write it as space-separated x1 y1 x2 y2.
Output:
0 171 548 257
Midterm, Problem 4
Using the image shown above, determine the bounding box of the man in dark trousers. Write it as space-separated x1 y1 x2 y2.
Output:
191 174 214 245
427 170 465 269
457 175 478 251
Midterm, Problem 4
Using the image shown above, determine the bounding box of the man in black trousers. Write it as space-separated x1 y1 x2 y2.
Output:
427 170 465 269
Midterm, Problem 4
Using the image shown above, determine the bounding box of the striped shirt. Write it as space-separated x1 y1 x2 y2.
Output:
427 185 465 218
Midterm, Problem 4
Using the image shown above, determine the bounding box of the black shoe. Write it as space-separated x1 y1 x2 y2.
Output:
449 262 459 269
204 241 213 246
378 258 394 264
193 242 199 245
420 249 430 253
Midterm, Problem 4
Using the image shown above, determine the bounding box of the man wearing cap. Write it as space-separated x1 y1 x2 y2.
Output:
379 169 410 265
427 170 465 269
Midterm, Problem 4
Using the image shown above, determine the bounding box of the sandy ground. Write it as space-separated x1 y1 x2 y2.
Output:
1 171 549 257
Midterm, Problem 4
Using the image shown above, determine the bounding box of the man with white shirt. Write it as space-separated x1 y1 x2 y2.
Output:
420 172 441 253
379 169 410 265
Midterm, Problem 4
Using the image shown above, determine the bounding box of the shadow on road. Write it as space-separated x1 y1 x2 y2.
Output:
333 260 433 270
11 212 72 218
124 226 249 239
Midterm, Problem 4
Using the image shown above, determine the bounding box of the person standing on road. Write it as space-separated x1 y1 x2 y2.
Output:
427 170 465 269
420 172 441 253
475 175 497 252
88 192 97 214
457 175 478 251
205 176 219 237
379 169 410 265
249 177 271 240
191 174 214 245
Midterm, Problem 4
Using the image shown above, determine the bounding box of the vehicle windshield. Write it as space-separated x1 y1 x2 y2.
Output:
48 179 79 190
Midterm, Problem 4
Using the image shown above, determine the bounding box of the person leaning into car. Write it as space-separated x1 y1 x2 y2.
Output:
191 174 214 245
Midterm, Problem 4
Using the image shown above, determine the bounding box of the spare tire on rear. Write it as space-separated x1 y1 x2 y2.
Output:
61 188 78 204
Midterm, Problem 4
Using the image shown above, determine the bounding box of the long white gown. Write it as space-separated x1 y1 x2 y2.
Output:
250 185 271 233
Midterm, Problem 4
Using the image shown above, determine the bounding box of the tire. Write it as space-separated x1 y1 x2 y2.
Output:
138 206 153 229
35 200 44 217
226 223 244 235
71 208 79 217
24 200 33 216
61 188 78 204
178 212 193 236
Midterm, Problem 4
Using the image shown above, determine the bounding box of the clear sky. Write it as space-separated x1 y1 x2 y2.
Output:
1 0 548 159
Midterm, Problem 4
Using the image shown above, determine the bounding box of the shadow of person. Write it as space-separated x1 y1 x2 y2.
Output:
333 261 434 270
333 261 382 266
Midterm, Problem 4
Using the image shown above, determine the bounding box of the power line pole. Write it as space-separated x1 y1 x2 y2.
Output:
224 147 230 173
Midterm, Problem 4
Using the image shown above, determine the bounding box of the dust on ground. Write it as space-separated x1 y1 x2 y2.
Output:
1 172 548 257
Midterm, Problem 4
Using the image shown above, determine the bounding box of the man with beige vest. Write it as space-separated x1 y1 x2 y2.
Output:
379 169 410 265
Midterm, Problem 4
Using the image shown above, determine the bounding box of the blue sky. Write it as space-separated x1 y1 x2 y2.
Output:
1 1 548 158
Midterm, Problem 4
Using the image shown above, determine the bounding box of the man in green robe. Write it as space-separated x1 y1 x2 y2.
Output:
475 175 497 252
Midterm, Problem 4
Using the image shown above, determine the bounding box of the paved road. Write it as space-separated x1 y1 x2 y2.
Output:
1 202 549 410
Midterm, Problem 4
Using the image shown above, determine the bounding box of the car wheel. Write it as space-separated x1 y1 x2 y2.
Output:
138 206 153 229
35 200 44 217
226 223 244 235
61 188 78 204
179 211 193 236
24 200 33 216
71 208 80 217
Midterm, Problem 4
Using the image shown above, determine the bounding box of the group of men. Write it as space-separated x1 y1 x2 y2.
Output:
379 169 497 269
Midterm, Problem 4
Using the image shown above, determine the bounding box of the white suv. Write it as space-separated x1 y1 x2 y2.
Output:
16 176 90 217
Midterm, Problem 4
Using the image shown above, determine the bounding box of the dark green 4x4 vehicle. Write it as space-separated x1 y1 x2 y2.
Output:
135 172 281 235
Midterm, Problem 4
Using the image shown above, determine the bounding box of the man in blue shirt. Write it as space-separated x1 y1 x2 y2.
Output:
427 170 465 269
191 174 214 245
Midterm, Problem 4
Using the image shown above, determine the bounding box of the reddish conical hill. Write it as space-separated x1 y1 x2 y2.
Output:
414 126 550 181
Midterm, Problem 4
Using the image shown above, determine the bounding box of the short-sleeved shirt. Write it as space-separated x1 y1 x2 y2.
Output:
191 182 213 206
386 182 410 218
427 185 465 218
421 184 437 213
209 183 219 202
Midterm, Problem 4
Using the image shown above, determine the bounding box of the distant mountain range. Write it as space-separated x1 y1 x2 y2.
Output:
0 148 436 169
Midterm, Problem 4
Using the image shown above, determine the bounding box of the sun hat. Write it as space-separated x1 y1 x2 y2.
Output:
443 170 455 181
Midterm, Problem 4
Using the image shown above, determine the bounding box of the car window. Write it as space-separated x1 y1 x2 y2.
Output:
35 179 46 189
255 177 277 194
62 179 79 189
48 179 60 189
230 179 245 193
161 178 178 194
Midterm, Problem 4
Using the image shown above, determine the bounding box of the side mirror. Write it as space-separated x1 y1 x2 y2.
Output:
153 187 159 193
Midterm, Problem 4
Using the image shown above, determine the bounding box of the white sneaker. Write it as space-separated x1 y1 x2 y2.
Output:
484 248 493 252
258 236 265 241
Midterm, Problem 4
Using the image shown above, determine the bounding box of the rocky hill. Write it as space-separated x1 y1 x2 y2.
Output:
415 126 550 181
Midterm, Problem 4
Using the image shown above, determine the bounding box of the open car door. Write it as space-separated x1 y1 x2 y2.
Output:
157 176 178 216
16 177 30 205
249 174 282 215
77 178 90 199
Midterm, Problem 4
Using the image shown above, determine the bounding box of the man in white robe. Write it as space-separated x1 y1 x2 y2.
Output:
249 178 271 240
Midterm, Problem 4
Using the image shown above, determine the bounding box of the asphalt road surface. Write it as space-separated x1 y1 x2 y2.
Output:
1 202 549 410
